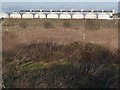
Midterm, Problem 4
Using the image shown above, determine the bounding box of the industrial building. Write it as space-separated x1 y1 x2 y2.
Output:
72 13 84 19
22 12 33 18
1 10 115 20
0 12 9 19
85 13 97 19
113 13 120 20
10 12 21 18
47 13 59 19
60 13 71 19
34 13 46 18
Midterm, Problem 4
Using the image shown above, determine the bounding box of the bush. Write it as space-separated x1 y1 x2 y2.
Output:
43 21 54 29
63 21 71 28
2 41 119 88
85 20 100 30
19 21 28 28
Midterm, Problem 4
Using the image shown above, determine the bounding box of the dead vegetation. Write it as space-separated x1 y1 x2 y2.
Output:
2 42 120 88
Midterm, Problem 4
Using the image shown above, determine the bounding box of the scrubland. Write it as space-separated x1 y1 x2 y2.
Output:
2 19 120 88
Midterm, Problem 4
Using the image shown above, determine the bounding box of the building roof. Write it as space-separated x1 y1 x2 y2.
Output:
19 10 114 13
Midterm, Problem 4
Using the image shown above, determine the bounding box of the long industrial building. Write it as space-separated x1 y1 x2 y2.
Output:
0 10 116 19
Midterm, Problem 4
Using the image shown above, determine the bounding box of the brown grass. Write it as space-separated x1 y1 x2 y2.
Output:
2 19 118 51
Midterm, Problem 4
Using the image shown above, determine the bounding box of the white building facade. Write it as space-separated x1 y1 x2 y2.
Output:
98 13 111 19
0 12 9 19
60 13 71 19
47 13 59 19
72 13 84 19
10 12 21 18
34 13 46 18
22 12 33 18
85 13 97 19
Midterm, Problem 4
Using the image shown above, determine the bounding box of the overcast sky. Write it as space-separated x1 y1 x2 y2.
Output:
2 0 120 2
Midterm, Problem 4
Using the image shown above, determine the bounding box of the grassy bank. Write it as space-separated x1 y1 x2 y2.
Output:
2 41 120 88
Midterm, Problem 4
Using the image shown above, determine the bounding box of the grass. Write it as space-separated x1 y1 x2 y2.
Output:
43 21 54 29
85 20 100 30
2 19 118 29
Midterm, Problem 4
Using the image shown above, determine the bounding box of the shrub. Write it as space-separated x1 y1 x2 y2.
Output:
43 21 54 29
19 21 28 28
2 41 119 88
85 20 100 30
63 21 71 28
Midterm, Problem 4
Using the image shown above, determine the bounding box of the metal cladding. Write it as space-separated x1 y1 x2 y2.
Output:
1 10 116 20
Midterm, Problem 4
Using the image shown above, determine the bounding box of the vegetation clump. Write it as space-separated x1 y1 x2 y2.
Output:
85 20 100 30
2 42 119 88
19 21 28 28
63 21 71 28
43 21 54 29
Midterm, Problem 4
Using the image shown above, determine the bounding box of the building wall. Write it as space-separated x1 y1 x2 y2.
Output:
85 13 97 19
10 13 21 18
34 14 46 18
60 13 71 19
72 13 84 19
47 13 59 19
98 14 110 19
0 13 9 19
1 10 115 20
22 13 33 18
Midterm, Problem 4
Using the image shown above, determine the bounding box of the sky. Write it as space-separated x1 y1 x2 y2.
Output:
2 2 118 13
1 0 119 13
1 0 120 2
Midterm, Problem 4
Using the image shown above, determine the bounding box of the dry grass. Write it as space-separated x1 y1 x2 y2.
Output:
2 19 118 51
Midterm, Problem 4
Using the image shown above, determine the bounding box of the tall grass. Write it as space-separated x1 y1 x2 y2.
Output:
19 21 28 28
85 20 100 30
63 21 71 28
2 19 118 29
43 21 54 29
